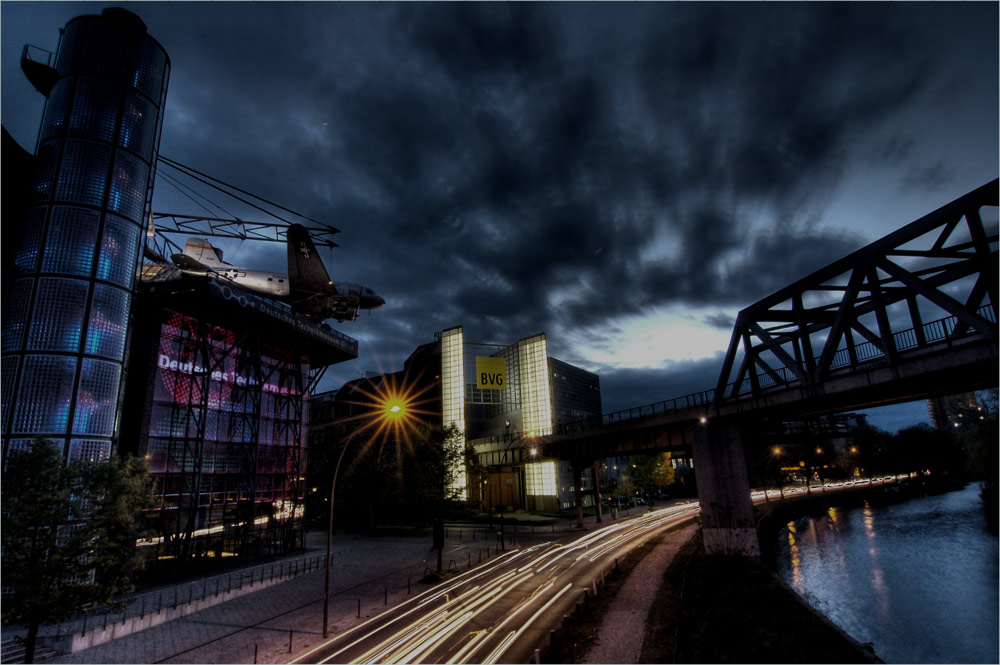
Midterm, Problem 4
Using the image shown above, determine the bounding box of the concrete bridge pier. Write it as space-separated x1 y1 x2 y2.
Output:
593 460 603 523
573 464 585 528
692 421 760 557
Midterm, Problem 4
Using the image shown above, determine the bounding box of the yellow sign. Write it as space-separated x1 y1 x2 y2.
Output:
475 357 507 390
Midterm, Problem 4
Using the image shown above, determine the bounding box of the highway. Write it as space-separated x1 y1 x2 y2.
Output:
290 502 700 664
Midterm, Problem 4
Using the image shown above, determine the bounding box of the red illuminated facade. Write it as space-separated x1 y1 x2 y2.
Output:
121 273 356 568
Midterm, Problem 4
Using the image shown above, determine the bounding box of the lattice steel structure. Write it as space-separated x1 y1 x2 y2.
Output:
123 275 358 569
144 214 340 263
715 179 998 407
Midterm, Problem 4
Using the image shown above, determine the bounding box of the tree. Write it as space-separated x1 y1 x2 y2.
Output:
627 453 675 496
1 439 155 663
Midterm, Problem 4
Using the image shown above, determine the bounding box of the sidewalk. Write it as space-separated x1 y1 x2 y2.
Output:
582 523 699 664
3 510 614 664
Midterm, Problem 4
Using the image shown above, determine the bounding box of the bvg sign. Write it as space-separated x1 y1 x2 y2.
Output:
476 357 507 390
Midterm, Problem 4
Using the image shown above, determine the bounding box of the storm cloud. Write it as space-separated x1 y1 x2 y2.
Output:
2 2 996 414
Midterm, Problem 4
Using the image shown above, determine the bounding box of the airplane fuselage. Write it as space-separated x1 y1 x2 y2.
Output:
171 235 384 323
177 264 383 312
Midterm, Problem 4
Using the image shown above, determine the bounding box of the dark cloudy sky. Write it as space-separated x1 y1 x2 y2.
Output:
3 2 997 429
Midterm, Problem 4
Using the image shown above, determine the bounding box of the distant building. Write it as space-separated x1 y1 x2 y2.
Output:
927 392 983 430
310 326 605 514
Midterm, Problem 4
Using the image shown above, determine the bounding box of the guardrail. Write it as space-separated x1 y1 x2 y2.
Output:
553 304 995 437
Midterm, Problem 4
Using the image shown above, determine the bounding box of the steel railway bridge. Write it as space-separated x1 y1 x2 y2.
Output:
478 179 998 555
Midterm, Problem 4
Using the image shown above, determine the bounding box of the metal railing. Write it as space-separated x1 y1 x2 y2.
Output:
553 304 995 437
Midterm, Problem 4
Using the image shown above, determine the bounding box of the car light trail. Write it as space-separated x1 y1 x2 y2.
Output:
481 582 573 665
297 504 703 665
296 551 522 664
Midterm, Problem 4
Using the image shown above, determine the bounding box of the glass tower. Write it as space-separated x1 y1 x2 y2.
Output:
2 8 170 463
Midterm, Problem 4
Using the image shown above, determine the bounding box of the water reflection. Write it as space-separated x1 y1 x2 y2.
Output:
776 484 998 664
787 521 802 587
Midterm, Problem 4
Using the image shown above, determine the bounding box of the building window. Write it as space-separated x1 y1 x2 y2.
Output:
525 461 558 496
41 206 99 276
73 359 120 436
96 214 141 287
12 355 77 434
14 208 46 272
55 140 110 206
28 278 88 352
68 78 121 142
85 284 130 360
108 150 148 222
69 439 111 462
41 78 73 137
118 91 157 160
2 279 34 352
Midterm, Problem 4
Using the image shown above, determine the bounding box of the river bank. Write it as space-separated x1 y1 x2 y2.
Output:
553 520 879 663
767 480 998 664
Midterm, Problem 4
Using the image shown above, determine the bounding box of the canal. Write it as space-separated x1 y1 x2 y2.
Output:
775 483 998 664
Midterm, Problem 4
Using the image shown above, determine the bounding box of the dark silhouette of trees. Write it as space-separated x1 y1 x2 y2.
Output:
1 439 155 663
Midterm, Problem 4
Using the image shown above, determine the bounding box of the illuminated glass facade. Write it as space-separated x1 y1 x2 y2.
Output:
2 9 169 463
135 309 309 562
518 334 553 437
440 326 467 496
439 327 601 509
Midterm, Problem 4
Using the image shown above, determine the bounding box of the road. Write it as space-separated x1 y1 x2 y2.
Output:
290 502 700 664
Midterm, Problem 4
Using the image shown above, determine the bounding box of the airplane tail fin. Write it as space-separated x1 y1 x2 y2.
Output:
287 224 333 294
182 238 228 268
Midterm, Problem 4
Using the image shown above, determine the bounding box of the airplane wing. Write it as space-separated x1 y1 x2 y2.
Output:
287 224 333 293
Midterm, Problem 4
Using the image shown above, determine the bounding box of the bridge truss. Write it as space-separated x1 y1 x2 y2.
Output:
715 179 998 406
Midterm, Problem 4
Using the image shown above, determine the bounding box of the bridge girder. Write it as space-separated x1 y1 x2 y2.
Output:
715 179 998 406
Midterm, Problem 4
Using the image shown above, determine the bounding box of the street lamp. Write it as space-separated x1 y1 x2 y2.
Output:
772 446 784 499
322 438 352 638
323 393 412 638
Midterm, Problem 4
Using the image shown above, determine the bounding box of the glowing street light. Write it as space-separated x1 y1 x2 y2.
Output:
322 373 432 639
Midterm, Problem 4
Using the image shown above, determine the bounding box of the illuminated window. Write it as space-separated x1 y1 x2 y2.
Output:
31 144 59 202
69 78 121 142
41 79 72 137
28 278 88 352
73 359 120 436
1 357 19 434
12 355 77 434
69 439 111 462
525 461 557 496
85 284 130 360
108 151 148 222
55 140 110 206
440 326 466 497
119 91 158 160
2 279 33 352
14 208 46 273
131 39 168 100
41 207 99 276
96 214 141 287
518 334 553 436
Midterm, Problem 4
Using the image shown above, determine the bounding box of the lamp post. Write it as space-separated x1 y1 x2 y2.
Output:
322 438 351 638
772 446 784 499
323 396 408 638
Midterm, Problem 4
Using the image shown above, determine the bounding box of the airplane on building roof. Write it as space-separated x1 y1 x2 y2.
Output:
171 223 385 323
